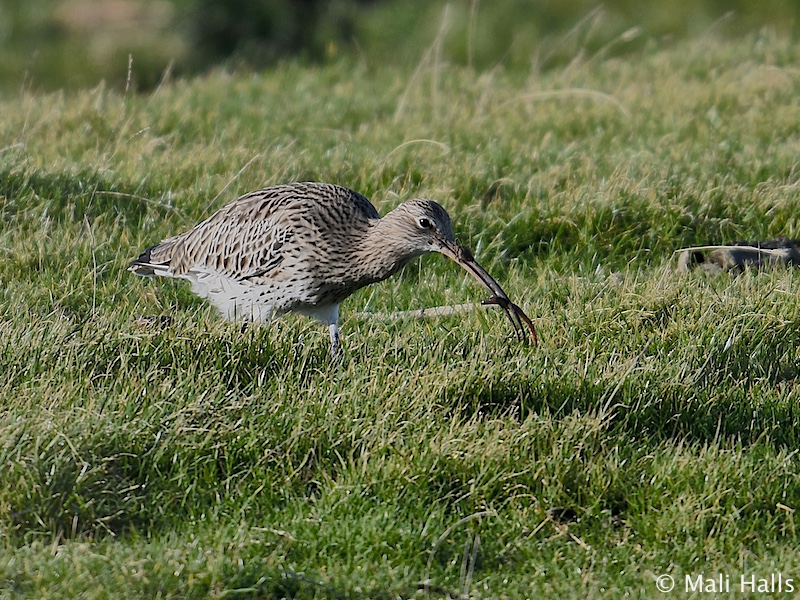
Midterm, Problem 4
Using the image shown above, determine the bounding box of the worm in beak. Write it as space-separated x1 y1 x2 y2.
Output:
438 242 538 345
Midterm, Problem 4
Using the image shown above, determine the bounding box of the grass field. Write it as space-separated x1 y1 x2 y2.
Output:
2 24 800 599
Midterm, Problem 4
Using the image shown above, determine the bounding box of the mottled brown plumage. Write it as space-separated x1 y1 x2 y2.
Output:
129 182 536 354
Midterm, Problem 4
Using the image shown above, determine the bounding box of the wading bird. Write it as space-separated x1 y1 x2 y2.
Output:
129 182 536 355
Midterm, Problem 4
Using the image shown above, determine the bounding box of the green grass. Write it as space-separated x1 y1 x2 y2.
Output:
3 0 799 95
2 27 800 599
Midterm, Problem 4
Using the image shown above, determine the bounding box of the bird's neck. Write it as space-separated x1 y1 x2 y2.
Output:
352 217 424 284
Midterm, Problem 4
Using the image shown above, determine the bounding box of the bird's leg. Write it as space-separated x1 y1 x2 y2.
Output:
329 323 341 359
320 304 342 360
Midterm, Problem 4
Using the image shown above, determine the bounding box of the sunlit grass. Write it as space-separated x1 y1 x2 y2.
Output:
1 29 800 599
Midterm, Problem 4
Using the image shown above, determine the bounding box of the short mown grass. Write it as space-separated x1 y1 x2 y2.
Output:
2 26 800 599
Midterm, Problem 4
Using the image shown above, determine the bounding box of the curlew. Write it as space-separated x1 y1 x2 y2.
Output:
129 182 536 355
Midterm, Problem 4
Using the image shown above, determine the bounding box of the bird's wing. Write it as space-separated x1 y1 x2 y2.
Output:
129 182 380 280
130 189 301 280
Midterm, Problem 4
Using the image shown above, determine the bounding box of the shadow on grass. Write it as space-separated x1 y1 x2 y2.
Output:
0 166 176 227
222 566 451 600
458 372 800 449
447 337 800 450
5 427 172 541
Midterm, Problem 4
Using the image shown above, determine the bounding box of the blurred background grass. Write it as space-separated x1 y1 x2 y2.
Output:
1 0 798 96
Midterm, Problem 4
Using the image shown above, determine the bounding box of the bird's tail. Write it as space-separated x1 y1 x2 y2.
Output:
128 244 172 277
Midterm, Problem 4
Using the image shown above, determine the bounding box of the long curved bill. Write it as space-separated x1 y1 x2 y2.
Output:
439 242 538 345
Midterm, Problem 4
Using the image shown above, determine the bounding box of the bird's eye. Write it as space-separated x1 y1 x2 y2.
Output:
418 217 432 229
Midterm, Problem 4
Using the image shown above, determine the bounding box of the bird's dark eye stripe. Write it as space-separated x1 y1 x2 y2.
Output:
418 217 432 229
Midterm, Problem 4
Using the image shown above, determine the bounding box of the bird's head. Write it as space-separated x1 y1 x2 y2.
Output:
383 198 537 345
389 198 456 256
